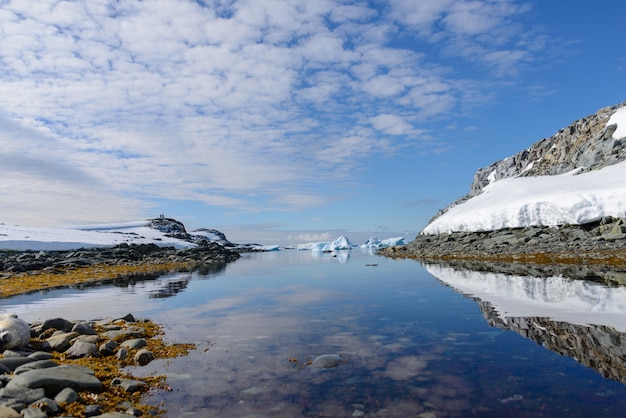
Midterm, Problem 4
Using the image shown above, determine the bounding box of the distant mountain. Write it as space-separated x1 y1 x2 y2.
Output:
424 101 626 234
0 217 246 251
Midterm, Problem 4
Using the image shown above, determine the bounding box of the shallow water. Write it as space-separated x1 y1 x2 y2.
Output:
2 249 626 417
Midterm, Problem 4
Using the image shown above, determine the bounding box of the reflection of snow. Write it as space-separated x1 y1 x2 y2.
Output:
425 264 626 332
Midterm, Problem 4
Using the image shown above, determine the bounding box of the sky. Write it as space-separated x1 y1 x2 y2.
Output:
1 0 625 245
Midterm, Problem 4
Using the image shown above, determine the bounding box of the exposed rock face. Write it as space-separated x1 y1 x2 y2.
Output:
431 101 626 223
147 217 187 235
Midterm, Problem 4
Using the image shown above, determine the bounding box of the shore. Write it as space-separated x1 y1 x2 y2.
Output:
379 217 626 284
0 242 243 417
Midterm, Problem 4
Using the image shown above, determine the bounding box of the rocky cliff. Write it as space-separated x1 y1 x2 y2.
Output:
430 101 626 223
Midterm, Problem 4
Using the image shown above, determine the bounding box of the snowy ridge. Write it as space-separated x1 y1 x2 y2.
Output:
0 221 196 251
423 105 626 235
424 160 626 234
425 264 626 332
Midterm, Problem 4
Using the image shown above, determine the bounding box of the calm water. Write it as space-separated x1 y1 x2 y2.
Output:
2 250 626 417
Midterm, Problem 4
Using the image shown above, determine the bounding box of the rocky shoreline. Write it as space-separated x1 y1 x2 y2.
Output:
0 242 242 298
0 241 241 275
380 216 626 283
0 229 244 416
0 313 193 417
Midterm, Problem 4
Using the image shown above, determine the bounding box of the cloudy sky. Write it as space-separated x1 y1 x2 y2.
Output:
1 0 625 244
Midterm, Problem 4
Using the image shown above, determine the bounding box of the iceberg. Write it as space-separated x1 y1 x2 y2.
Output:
298 235 354 251
360 236 406 248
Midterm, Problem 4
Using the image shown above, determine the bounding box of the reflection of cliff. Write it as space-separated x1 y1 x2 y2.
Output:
478 300 626 384
148 275 191 299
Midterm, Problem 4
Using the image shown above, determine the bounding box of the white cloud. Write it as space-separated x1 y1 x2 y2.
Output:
370 114 413 135
0 0 553 226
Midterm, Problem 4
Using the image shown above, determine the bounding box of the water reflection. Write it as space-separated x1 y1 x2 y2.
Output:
425 262 626 385
3 252 626 417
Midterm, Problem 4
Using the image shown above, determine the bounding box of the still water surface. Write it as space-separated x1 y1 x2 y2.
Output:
2 250 626 417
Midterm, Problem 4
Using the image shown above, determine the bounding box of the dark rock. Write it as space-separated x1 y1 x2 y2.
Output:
71 322 98 335
14 360 58 375
41 318 74 333
99 340 119 356
5 364 103 396
111 377 146 392
0 356 37 372
54 387 78 403
134 348 153 365
0 386 46 405
85 404 103 417
42 332 80 352
65 341 98 358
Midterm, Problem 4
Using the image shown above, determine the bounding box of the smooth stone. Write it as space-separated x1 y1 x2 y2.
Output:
312 354 342 369
134 348 153 365
116 313 136 323
5 364 102 395
65 341 98 358
85 404 102 417
14 360 58 375
0 356 37 371
73 334 100 344
116 347 129 360
41 318 74 333
0 362 11 374
42 332 80 352
54 387 78 403
120 338 147 350
111 378 146 393
28 351 54 361
0 386 46 404
99 340 119 356
71 322 98 335
2 349 31 357
101 328 145 340
93 413 135 418
0 406 20 417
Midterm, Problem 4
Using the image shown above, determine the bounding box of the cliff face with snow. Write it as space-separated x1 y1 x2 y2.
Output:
426 101 626 231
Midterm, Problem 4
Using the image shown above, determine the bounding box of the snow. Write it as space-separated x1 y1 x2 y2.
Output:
426 264 626 332
299 235 354 251
422 107 626 235
0 221 196 251
296 234 406 251
608 106 626 139
360 236 406 248
423 160 626 234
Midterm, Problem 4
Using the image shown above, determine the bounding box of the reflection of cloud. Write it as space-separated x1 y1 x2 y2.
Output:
383 355 430 380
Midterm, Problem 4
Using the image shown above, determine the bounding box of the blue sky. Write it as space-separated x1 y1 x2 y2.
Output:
0 0 624 245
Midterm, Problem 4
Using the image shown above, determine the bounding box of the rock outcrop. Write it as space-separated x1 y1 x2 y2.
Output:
430 101 626 223
383 102 626 265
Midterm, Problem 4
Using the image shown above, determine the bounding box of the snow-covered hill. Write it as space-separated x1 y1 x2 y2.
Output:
424 103 626 235
0 221 197 251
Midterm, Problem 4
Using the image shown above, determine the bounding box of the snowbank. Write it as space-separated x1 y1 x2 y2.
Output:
423 160 626 234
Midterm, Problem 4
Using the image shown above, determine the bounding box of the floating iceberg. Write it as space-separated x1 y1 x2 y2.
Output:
298 235 354 251
360 236 406 248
